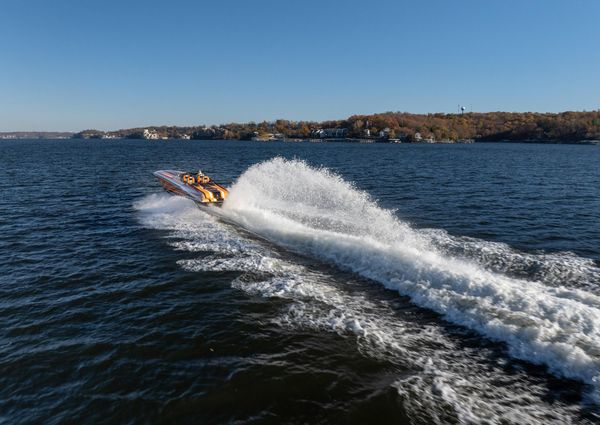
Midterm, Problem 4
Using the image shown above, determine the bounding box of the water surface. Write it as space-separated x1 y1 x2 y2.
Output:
1 139 599 424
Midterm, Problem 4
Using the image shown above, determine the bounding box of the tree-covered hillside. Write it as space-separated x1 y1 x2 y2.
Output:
73 111 600 142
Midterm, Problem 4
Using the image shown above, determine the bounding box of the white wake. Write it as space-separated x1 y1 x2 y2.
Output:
213 157 600 403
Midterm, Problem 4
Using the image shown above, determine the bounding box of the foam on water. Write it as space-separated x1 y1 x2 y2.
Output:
422 228 600 292
135 191 589 422
215 158 600 403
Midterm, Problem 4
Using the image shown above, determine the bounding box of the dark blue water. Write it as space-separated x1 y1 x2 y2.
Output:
1 139 599 424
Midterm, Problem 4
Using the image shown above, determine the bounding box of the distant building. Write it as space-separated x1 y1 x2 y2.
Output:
414 132 422 142
143 129 160 140
378 128 391 138
251 133 276 141
317 128 347 138
181 134 191 140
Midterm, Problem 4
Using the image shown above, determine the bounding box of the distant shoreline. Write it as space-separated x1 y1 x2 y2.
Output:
3 110 600 144
2 136 599 146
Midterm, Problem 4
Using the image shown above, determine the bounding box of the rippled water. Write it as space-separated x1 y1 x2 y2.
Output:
1 139 600 424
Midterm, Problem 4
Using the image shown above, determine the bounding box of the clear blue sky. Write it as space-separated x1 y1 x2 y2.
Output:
1 0 599 131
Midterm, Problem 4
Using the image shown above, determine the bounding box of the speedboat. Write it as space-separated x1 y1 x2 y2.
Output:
154 170 229 206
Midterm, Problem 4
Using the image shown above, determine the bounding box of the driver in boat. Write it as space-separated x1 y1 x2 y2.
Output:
195 170 209 184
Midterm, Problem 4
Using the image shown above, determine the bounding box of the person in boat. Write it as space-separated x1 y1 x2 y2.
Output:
197 170 210 184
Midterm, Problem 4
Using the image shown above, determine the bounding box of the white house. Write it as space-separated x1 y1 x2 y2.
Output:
143 129 160 140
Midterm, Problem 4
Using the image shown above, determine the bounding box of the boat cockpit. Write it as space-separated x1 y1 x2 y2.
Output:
179 170 229 203
181 171 211 185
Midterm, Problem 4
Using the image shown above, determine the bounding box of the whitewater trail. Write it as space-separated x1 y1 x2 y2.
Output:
136 158 600 416
209 158 600 404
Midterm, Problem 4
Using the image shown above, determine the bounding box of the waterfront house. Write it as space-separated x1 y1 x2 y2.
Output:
379 128 391 138
143 129 160 140
251 133 277 141
319 128 348 138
